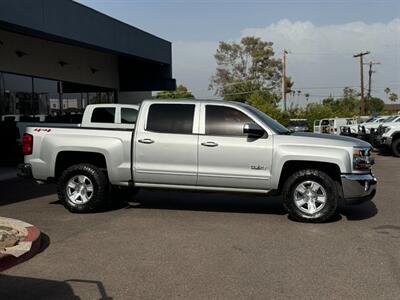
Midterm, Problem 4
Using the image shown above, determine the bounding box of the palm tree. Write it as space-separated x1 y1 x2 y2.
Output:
389 92 398 103
384 87 391 102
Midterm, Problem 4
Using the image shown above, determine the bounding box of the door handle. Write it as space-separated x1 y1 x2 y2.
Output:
201 141 218 147
138 138 154 144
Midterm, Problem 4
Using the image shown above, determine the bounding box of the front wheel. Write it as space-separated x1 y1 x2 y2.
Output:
392 139 400 157
282 169 338 223
57 163 108 213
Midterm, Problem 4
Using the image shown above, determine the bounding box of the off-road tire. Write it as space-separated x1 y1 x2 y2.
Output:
57 163 108 213
282 169 338 223
392 139 400 157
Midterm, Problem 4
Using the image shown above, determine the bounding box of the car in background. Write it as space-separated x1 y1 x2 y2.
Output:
359 115 400 145
340 116 371 137
287 119 309 132
314 118 348 135
376 118 400 156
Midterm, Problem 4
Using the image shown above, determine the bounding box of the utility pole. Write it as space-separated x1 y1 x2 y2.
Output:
353 51 370 115
364 61 380 99
282 49 288 111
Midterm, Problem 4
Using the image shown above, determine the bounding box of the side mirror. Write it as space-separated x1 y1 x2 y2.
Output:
243 123 265 138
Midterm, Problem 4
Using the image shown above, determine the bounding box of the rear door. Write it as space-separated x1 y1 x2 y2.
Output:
197 104 273 190
134 103 199 185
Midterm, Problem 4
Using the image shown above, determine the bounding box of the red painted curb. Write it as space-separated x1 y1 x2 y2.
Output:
0 225 42 272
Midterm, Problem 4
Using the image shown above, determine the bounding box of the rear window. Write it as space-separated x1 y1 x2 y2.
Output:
121 108 138 124
91 107 115 123
146 104 195 134
321 120 330 125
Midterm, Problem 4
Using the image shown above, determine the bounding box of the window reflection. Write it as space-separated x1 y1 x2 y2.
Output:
0 71 115 123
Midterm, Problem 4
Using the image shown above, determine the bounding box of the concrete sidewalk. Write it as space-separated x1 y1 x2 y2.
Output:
0 167 17 181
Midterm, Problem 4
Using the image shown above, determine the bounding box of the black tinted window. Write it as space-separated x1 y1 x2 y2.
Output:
121 108 138 124
91 107 115 123
147 104 195 134
205 105 253 136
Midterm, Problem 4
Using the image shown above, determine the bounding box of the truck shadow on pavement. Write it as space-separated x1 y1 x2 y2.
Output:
121 190 378 222
339 201 378 221
0 276 112 300
0 178 56 207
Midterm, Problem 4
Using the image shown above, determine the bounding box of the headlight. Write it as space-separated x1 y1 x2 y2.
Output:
353 147 374 171
365 128 370 134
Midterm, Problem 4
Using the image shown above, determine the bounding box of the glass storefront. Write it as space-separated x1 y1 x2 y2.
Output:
0 71 115 123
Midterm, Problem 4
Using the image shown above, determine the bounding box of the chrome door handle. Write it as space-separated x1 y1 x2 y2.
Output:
201 141 218 147
138 138 154 144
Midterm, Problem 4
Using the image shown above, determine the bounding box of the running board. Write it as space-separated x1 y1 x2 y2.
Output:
134 183 271 194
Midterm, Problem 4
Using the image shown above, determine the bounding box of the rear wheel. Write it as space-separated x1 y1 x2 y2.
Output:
392 139 400 157
57 163 108 213
282 169 338 223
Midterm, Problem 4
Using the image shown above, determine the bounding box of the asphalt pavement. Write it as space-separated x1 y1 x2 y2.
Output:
0 154 399 299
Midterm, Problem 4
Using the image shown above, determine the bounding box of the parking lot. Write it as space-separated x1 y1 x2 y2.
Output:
0 153 399 299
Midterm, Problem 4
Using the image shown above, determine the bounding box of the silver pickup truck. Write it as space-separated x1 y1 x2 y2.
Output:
18 100 377 222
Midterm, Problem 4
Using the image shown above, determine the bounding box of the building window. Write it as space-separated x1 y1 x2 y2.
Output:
0 71 116 123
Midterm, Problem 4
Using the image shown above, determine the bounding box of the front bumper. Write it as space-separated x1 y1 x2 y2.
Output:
377 136 392 146
17 163 33 179
341 173 377 205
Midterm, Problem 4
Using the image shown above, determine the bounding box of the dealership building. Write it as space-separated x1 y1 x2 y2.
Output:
0 0 175 120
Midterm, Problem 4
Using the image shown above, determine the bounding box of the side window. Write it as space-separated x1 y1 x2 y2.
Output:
91 107 115 123
146 104 195 134
121 108 138 124
205 105 253 136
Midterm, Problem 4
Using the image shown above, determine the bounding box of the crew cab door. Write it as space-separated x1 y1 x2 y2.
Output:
133 103 199 185
197 104 273 190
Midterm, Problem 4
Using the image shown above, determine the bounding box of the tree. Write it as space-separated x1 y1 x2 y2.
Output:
153 84 194 99
247 91 290 125
210 36 282 103
389 92 398 103
365 97 385 113
384 87 391 99
304 93 310 102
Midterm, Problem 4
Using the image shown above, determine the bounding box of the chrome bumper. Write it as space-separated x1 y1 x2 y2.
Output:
341 173 377 205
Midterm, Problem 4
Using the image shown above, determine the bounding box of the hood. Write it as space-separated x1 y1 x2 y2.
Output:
290 132 371 148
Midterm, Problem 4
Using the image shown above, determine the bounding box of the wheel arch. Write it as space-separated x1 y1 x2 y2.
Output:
277 160 342 194
54 151 107 180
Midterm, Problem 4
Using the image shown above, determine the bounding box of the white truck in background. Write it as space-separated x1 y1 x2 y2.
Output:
376 120 400 157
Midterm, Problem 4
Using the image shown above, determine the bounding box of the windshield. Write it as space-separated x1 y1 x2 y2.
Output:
288 120 307 127
383 116 397 123
242 104 290 134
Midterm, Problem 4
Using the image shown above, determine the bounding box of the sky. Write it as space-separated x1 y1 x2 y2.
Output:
75 0 400 106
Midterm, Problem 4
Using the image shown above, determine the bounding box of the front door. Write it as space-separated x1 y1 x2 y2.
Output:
134 103 199 185
198 104 273 190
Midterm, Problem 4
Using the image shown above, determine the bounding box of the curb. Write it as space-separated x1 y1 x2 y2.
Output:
0 218 42 272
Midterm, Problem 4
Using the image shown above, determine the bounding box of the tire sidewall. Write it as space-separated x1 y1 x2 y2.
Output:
392 139 400 157
283 170 338 222
58 164 107 213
